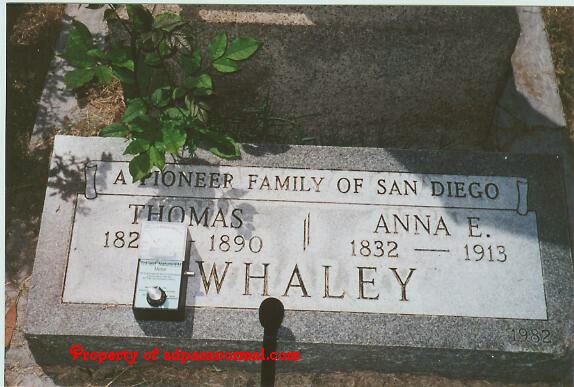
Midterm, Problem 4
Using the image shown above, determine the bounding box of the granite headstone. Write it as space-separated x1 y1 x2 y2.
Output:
26 136 573 381
181 6 520 149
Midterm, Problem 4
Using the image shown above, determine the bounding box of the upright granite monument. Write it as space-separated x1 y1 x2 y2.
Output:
26 136 573 381
182 6 520 149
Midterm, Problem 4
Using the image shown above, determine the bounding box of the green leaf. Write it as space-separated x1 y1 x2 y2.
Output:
208 32 227 61
149 145 166 170
158 40 173 58
192 88 214 97
64 68 95 88
197 106 208 123
153 13 181 27
100 123 129 137
154 141 166 152
94 65 114 84
209 141 240 159
153 13 185 32
184 74 213 90
161 126 187 154
87 48 106 59
114 59 134 71
62 21 96 67
108 42 128 58
198 100 210 111
162 107 188 123
86 4 106 9
180 50 201 73
127 115 160 140
144 52 162 67
127 4 153 33
124 138 151 155
146 70 171 95
189 100 210 123
194 125 210 135
122 99 147 123
128 120 152 134
136 54 151 92
185 96 199 118
113 68 135 85
129 151 152 182
212 57 238 73
151 86 171 108
201 131 241 159
225 37 260 61
152 30 164 46
139 31 154 50
172 87 186 100
108 43 133 69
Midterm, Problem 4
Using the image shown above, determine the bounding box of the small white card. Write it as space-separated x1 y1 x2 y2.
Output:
138 221 188 261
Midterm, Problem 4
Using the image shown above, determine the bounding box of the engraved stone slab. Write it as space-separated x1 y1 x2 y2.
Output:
26 136 573 381
63 163 546 320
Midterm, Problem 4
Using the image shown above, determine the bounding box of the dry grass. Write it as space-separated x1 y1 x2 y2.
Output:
72 78 126 137
40 364 565 387
542 7 574 135
6 4 65 166
9 4 65 46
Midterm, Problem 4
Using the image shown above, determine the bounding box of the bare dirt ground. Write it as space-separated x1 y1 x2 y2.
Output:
4 4 573 386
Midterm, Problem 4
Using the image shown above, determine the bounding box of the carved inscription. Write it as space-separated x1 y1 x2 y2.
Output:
62 162 547 319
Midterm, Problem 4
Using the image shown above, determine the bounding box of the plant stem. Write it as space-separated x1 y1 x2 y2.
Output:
108 4 141 96
157 48 176 86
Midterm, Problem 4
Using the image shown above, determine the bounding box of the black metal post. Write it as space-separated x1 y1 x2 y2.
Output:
259 297 284 387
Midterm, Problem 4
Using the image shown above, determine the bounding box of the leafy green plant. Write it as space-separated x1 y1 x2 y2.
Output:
62 4 261 181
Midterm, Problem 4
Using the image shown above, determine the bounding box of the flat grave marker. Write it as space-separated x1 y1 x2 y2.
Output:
26 136 573 381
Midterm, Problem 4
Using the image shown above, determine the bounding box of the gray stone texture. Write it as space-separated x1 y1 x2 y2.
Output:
182 6 520 149
494 7 566 131
493 11 573 357
28 4 108 153
26 136 574 382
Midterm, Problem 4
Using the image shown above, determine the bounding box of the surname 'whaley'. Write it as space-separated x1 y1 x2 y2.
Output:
194 261 417 302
